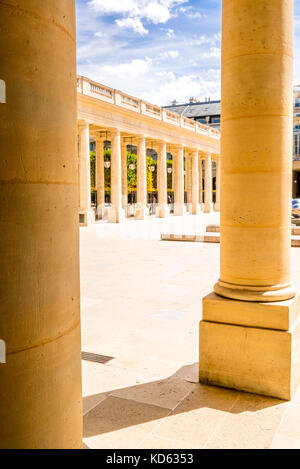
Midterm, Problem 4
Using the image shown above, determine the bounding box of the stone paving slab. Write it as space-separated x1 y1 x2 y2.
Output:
80 217 300 449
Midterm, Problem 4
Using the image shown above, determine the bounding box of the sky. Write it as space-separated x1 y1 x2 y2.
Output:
76 0 300 107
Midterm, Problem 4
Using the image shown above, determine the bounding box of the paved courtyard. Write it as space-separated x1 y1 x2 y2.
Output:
80 215 300 449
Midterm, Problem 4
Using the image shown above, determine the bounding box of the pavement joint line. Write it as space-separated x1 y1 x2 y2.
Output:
270 401 294 447
201 393 241 449
137 385 196 449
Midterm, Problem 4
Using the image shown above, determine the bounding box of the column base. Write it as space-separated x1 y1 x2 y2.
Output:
203 203 214 213
135 205 149 220
79 209 95 226
214 280 297 302
191 204 201 215
214 202 220 212
96 204 106 220
199 292 300 400
186 203 193 214
107 206 126 224
156 204 170 218
174 204 187 217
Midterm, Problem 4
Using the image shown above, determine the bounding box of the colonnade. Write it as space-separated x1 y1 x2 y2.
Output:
78 124 220 224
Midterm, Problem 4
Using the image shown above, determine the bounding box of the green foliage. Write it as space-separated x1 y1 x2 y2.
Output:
127 152 137 191
104 148 111 192
146 156 154 192
90 150 96 191
167 159 172 190
90 148 174 194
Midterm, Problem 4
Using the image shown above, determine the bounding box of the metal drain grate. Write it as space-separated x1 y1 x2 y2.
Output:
81 351 114 364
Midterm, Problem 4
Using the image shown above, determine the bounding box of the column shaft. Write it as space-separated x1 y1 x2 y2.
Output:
109 130 125 223
0 0 82 448
135 137 148 219
96 139 105 218
174 147 186 216
215 0 295 301
121 143 128 211
204 153 213 213
79 123 94 224
157 142 169 218
192 151 200 215
214 157 220 212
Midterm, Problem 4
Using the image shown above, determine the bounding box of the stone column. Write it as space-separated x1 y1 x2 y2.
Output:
186 156 193 213
96 138 105 219
191 151 200 215
121 142 128 214
203 152 213 213
199 156 204 208
108 130 125 223
214 156 220 212
157 142 170 218
135 137 149 220
0 0 82 448
199 0 299 400
78 123 95 225
174 146 186 216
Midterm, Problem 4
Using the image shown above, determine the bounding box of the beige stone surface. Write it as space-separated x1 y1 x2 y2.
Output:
80 221 300 448
83 397 169 449
0 0 82 449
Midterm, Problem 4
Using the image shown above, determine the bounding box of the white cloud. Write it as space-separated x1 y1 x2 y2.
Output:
88 0 187 34
140 71 221 106
101 58 152 79
201 47 221 59
116 17 149 35
159 50 179 59
166 28 174 38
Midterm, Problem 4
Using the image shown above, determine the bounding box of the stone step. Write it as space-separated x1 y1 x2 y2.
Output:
162 232 300 247
161 233 221 243
206 225 220 233
207 225 300 236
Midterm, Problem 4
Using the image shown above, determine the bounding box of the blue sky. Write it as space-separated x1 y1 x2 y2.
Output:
76 0 300 106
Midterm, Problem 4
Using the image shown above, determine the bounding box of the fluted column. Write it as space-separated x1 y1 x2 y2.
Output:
79 123 95 225
203 152 213 213
121 142 128 213
135 137 149 220
157 141 169 218
214 156 220 212
174 146 186 216
0 0 82 448
199 0 299 401
108 130 125 223
191 151 200 215
96 138 105 219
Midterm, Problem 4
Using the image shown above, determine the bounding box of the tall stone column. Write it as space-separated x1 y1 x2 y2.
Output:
108 130 125 223
199 156 204 208
78 122 95 225
199 0 299 400
186 156 193 212
191 151 200 215
121 142 128 214
135 137 149 220
157 142 170 218
203 152 213 213
174 146 186 216
0 0 82 448
96 138 105 219
214 156 220 212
